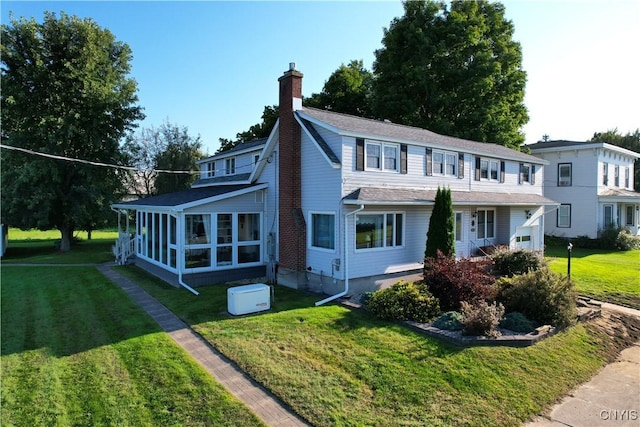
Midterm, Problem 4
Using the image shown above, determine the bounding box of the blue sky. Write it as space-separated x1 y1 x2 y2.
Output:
2 1 638 155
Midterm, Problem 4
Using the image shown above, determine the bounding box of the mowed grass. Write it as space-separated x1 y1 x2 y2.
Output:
120 265 626 427
2 228 118 264
0 266 263 427
545 245 640 309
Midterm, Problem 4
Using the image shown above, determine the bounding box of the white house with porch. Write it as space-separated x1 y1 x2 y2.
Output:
112 64 557 300
529 140 640 239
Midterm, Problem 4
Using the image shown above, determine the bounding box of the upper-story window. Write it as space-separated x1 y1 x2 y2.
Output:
205 161 216 178
225 158 236 175
558 163 572 186
614 165 620 187
432 150 457 177
602 162 608 186
366 141 399 172
625 167 630 188
519 163 534 185
479 158 500 181
254 154 260 168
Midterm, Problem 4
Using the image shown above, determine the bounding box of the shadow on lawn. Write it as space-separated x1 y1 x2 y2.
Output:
1 265 162 358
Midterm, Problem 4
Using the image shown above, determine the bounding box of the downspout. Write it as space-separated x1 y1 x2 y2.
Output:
175 211 200 296
315 204 364 306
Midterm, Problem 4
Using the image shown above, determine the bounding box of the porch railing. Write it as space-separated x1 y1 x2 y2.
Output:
113 232 135 265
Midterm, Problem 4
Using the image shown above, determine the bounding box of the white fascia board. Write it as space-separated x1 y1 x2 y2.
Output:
249 120 279 182
178 183 268 211
297 112 547 166
294 115 341 169
342 199 559 207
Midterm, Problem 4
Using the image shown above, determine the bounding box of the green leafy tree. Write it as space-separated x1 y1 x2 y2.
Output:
1 12 143 251
122 121 203 196
305 60 373 117
589 129 640 191
425 187 455 258
373 0 528 149
216 105 278 153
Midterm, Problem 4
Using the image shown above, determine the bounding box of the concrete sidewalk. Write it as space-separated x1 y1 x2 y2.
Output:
96 264 309 427
524 302 640 427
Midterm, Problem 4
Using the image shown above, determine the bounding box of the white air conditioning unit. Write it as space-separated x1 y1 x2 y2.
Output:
227 284 271 316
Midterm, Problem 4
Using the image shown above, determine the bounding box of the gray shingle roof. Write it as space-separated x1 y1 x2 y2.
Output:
344 187 558 206
192 173 251 187
113 183 261 208
527 140 590 150
298 117 341 165
197 138 267 163
599 188 640 199
299 107 544 164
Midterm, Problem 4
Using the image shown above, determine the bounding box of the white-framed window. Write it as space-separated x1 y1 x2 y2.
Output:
625 167 630 188
603 162 608 186
355 212 404 250
479 158 499 181
455 212 463 242
205 161 216 178
254 154 260 168
626 205 634 226
310 212 336 250
433 150 457 177
557 204 571 228
185 214 212 269
614 165 620 187
225 157 236 175
519 163 531 184
603 204 613 228
365 141 399 172
558 163 572 186
476 209 495 239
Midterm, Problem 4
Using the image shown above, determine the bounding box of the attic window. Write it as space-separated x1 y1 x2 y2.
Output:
225 158 236 175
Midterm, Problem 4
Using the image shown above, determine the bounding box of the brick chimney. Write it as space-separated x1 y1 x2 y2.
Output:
277 63 307 288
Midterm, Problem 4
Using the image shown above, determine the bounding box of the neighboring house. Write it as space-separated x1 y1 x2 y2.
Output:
529 140 640 239
112 64 556 299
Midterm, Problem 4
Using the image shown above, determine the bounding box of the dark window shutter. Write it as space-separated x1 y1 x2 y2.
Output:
425 148 433 176
500 161 505 183
356 138 364 171
474 157 481 181
458 153 464 179
531 165 536 185
400 144 408 174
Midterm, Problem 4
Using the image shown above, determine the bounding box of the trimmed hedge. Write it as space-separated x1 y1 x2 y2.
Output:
365 281 440 322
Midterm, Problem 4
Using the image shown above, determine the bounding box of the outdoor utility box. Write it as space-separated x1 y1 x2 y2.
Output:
227 284 271 316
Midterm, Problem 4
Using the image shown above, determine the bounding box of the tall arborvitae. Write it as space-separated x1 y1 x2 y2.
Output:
425 187 455 259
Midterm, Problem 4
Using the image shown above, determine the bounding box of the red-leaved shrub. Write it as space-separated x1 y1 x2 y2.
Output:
423 251 495 311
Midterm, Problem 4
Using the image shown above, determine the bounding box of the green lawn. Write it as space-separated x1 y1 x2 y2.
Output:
0 266 263 427
119 265 639 427
2 228 118 264
545 245 640 309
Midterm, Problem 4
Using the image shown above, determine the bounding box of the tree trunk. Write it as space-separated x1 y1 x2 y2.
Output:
59 225 74 252
87 229 92 240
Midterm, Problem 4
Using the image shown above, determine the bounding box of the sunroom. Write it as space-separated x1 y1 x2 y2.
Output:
112 183 268 291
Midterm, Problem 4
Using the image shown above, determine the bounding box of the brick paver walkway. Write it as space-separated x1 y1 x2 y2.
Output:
96 264 309 427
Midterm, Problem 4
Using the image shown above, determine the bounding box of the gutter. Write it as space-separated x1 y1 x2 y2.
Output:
315 204 365 306
174 210 200 296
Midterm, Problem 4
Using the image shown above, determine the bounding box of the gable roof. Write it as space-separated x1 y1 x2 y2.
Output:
344 187 558 206
298 107 545 165
297 117 341 167
112 183 266 210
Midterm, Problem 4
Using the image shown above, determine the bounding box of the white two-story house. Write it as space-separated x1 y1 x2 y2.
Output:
112 65 556 300
529 140 640 239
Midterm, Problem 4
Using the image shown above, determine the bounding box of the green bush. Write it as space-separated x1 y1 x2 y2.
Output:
616 229 640 250
365 281 440 322
460 301 504 337
491 248 545 277
496 268 577 329
431 311 463 331
499 312 536 333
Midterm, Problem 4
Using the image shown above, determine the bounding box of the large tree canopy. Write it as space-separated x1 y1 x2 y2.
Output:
589 129 640 192
305 60 373 117
1 12 144 251
122 121 204 197
373 0 528 149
